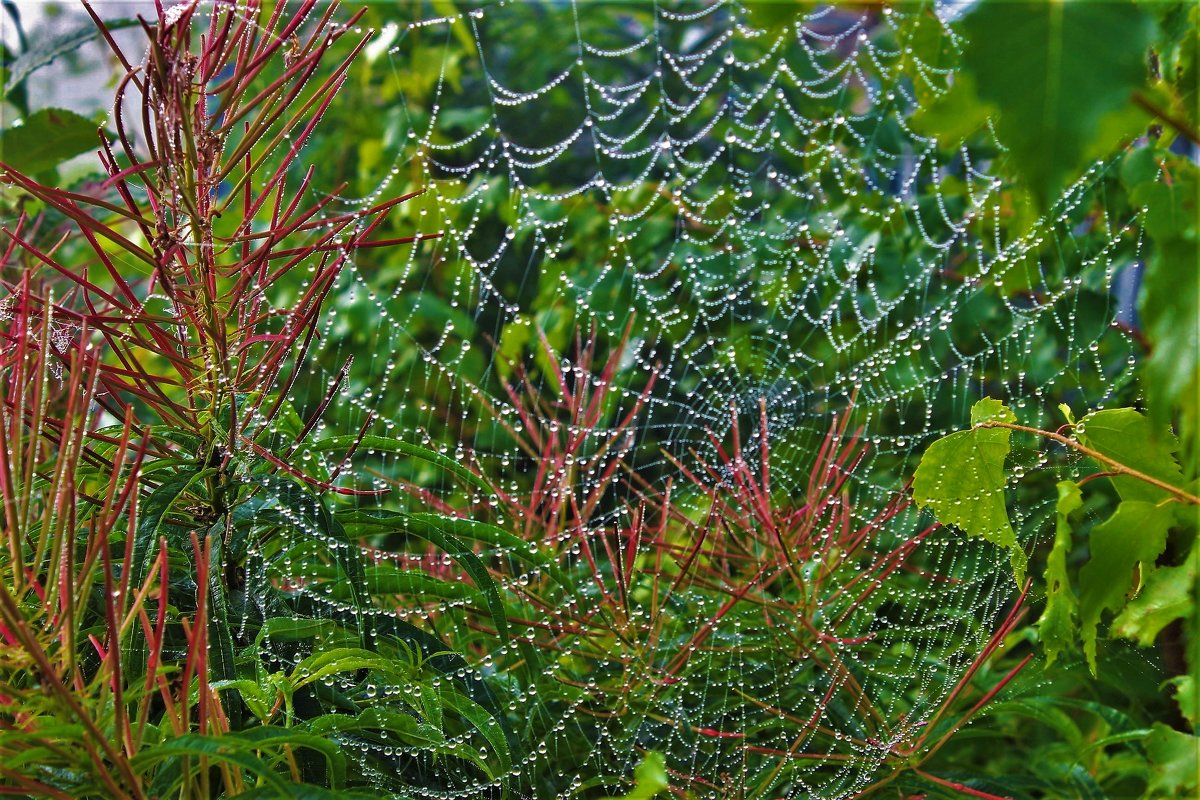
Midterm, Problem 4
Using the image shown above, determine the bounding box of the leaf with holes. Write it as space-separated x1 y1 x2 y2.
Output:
913 398 1025 584
1040 480 1082 666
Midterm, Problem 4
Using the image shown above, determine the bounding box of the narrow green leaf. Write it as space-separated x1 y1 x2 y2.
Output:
123 469 212 675
913 398 1025 584
1039 480 1082 666
343 510 509 643
439 687 512 776
4 18 138 93
204 524 242 729
1078 501 1173 674
132 735 293 794
310 435 495 496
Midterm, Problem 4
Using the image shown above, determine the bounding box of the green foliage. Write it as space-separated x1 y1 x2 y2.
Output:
1 0 1197 797
934 0 1156 210
0 107 102 175
604 751 668 800
1039 480 1082 667
1077 501 1173 674
1076 408 1185 503
1145 723 1200 796
912 398 1025 583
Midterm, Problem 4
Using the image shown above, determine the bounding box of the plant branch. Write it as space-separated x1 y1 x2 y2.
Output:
980 421 1200 505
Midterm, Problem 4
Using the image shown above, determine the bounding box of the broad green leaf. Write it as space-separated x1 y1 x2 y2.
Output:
1076 408 1185 503
1078 501 1173 674
0 107 103 175
1133 164 1199 452
955 0 1156 209
604 751 669 800
913 398 1025 584
1039 480 1082 666
1168 675 1198 729
1112 545 1196 647
1145 723 1200 796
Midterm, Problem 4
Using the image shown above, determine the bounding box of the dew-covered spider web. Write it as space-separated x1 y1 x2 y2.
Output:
151 1 1142 797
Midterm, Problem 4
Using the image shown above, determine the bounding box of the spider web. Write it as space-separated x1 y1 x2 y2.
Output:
113 1 1139 797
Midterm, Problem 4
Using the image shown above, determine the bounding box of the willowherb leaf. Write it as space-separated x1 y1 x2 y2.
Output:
3 18 137 93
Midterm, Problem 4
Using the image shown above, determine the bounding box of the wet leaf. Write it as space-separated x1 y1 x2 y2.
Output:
913 398 1025 584
1040 480 1082 666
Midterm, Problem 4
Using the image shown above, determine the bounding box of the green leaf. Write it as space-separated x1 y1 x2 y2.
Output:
1133 163 1200 451
1145 723 1200 796
123 469 212 675
1076 408 1185 502
4 19 138 93
1112 545 1196 647
133 734 294 794
0 107 104 175
1078 501 1173 674
955 0 1156 209
1039 480 1082 666
439 687 512 776
1168 675 1198 730
913 398 1025 584
742 2 810 32
204 523 242 729
310 435 495 497
338 510 509 643
604 751 669 800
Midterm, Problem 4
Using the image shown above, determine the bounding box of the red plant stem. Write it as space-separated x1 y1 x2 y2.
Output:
912 768 1013 800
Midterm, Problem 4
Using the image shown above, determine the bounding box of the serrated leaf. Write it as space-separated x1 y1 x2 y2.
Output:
1078 501 1173 674
1145 723 1199 796
0 107 103 175
1167 675 1198 729
913 398 1025 584
1039 480 1082 666
1076 408 1185 503
956 0 1156 209
1112 545 1196 647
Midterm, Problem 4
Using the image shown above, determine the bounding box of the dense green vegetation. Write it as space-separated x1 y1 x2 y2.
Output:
0 1 1195 798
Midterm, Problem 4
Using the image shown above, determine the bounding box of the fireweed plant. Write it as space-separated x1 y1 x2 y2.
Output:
0 3 1030 796
1 1 1195 799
